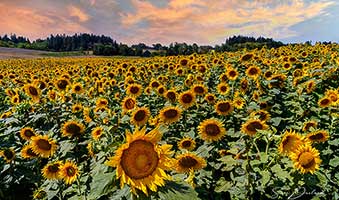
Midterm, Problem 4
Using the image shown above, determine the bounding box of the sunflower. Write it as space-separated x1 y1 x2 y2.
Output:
268 74 286 89
204 93 216 104
20 127 36 141
71 83 84 94
179 91 196 108
239 78 249 93
150 80 160 88
30 135 58 158
122 97 137 112
62 121 85 137
278 130 305 155
157 85 166 96
72 103 83 113
318 97 332 108
241 119 268 136
215 100 233 116
11 95 21 105
246 66 261 79
325 89 339 105
290 145 321 174
305 80 316 94
126 83 143 97
131 107 151 127
55 78 70 91
302 120 318 132
42 161 63 180
240 53 254 62
306 130 329 143
0 148 15 163
217 83 230 95
159 106 182 124
47 90 57 101
198 118 226 142
250 110 271 122
23 84 40 102
33 189 47 200
226 68 238 81
106 127 173 195
192 84 207 96
174 152 206 173
96 97 109 108
233 97 245 109
178 138 196 151
21 144 38 159
165 90 177 102
60 161 79 185
91 127 104 140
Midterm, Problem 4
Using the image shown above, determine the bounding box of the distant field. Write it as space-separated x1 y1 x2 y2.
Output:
0 47 90 59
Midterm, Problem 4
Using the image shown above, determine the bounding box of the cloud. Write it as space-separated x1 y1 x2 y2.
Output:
68 5 90 22
119 0 335 44
0 3 90 40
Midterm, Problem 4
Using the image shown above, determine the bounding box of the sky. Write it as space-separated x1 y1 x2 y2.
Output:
0 0 338 45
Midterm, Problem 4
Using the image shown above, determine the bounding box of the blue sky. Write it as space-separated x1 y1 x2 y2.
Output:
0 0 338 45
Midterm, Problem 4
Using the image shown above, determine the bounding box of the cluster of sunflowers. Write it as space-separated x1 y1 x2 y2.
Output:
1 43 339 199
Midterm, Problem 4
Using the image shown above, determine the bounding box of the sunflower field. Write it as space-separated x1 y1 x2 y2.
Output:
1 43 339 200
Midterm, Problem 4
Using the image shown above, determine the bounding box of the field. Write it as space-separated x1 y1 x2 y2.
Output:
0 47 88 59
0 44 339 200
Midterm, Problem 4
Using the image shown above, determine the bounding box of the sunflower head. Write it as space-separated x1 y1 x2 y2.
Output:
192 84 207 96
278 130 305 156
159 106 182 124
20 127 36 141
42 161 63 180
71 83 84 94
290 145 321 174
179 91 196 108
23 84 41 102
30 135 58 158
178 138 196 151
204 93 216 104
122 97 137 112
226 68 238 80
55 78 70 91
96 97 109 108
0 148 15 163
72 103 83 113
174 152 206 173
302 120 318 132
217 83 230 95
246 66 261 79
21 144 38 159
91 127 104 140
131 107 151 127
165 90 177 102
215 100 233 116
60 161 79 185
106 127 173 195
306 130 329 143
62 121 85 137
198 118 226 142
241 119 268 136
318 97 332 108
126 83 143 97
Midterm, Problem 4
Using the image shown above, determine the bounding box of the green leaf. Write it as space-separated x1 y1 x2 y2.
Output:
158 181 199 200
329 156 339 167
215 177 233 193
271 117 282 126
261 170 270 186
88 171 116 200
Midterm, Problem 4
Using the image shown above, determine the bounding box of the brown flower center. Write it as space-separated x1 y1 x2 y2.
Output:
205 124 221 136
299 152 315 168
178 156 198 168
29 86 38 96
134 110 146 122
37 139 52 151
164 109 178 119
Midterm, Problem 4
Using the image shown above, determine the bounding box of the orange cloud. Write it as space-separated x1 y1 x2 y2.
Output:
68 5 90 22
120 0 334 44
0 3 90 40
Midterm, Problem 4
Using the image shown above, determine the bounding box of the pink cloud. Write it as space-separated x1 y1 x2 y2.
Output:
120 0 334 45
68 5 90 22
0 3 90 40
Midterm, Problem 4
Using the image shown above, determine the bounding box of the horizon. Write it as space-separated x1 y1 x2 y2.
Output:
1 0 339 46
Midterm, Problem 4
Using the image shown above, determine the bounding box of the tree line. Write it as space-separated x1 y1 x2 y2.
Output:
0 33 286 56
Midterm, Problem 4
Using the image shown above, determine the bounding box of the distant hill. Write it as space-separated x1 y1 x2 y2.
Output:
0 33 286 57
